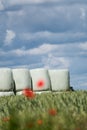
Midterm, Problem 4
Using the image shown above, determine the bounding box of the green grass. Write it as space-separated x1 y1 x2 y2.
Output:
0 91 87 130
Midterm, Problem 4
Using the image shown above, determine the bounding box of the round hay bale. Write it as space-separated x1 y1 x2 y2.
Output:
12 68 32 91
48 69 70 91
0 68 14 91
30 68 51 91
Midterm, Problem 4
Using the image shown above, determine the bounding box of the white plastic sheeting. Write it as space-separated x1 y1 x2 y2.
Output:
0 68 14 91
48 69 70 91
30 68 51 91
16 91 23 95
12 68 32 91
0 92 14 96
16 91 51 95
35 91 51 94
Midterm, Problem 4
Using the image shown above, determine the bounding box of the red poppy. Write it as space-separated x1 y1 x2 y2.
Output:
26 122 34 128
2 117 10 122
37 119 43 125
36 80 45 88
22 88 35 99
75 128 81 130
48 109 57 116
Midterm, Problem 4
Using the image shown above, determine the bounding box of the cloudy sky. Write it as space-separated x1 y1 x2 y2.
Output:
0 0 87 90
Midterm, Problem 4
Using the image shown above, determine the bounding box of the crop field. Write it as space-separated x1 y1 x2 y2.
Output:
0 91 87 130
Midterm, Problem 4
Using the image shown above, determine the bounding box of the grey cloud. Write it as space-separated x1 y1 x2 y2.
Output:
0 43 81 57
0 12 7 47
4 4 87 34
20 31 87 45
3 0 87 6
4 30 16 46
0 0 4 11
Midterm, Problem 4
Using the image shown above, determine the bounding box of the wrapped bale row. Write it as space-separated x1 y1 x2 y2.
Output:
0 68 71 96
30 68 70 92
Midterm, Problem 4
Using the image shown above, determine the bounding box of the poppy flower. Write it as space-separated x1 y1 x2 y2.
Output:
2 117 10 122
36 80 45 88
48 109 57 116
37 119 43 125
26 122 34 128
22 88 35 99
75 128 81 130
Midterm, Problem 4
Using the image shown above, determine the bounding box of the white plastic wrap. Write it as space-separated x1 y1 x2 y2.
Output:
16 91 23 95
0 92 14 96
16 90 51 95
48 69 70 91
35 91 51 94
12 68 32 91
30 68 51 91
0 68 14 91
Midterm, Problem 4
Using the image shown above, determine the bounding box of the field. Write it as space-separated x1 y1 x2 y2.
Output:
0 91 87 130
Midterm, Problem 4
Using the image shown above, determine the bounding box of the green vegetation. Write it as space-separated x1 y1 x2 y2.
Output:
0 91 87 130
